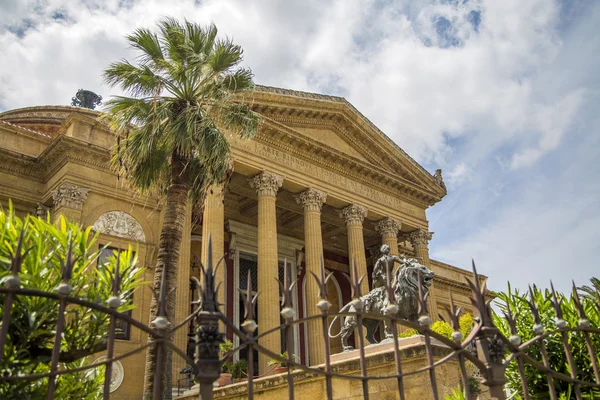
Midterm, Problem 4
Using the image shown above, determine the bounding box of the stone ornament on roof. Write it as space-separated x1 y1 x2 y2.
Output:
295 188 327 212
339 204 368 226
92 211 146 242
249 171 284 197
373 217 402 237
51 183 90 210
433 169 446 191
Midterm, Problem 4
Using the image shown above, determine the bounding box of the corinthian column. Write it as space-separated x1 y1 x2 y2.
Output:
295 188 327 365
340 204 369 295
374 217 402 255
201 185 225 306
409 230 438 317
250 171 283 374
51 183 90 223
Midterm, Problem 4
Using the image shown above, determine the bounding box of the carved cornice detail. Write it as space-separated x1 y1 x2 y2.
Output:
339 204 368 226
295 188 327 212
254 120 435 209
409 230 433 248
247 91 446 198
51 183 89 210
374 217 402 237
92 211 146 242
249 171 283 197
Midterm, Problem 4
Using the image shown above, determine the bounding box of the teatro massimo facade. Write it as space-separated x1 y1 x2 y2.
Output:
0 85 484 399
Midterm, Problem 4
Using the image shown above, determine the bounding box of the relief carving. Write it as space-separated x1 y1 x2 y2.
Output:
249 171 283 197
295 188 327 212
373 217 401 237
51 183 90 210
339 204 368 226
409 230 433 248
92 211 146 242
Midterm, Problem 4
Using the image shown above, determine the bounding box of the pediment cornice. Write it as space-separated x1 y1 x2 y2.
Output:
251 116 441 207
244 86 447 204
38 135 111 178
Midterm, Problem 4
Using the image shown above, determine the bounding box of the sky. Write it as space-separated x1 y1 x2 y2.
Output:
0 0 598 294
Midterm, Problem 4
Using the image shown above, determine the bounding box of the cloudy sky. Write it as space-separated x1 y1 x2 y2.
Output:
1 0 598 294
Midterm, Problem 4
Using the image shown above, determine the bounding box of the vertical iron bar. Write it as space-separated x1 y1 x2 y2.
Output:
515 355 531 400
0 291 15 364
103 253 121 399
46 296 67 399
389 319 406 400
247 338 254 400
1 230 27 364
423 329 439 400
457 354 471 400
583 331 600 383
538 338 558 400
355 309 369 400
285 323 294 400
321 311 334 400
153 338 165 400
560 330 581 399
103 312 117 399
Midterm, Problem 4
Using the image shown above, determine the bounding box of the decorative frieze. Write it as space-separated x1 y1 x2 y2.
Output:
51 183 89 210
92 211 146 242
249 171 283 197
295 188 327 212
409 230 433 248
339 204 368 226
373 217 401 237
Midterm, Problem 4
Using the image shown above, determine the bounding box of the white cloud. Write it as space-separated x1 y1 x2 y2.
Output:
0 0 598 293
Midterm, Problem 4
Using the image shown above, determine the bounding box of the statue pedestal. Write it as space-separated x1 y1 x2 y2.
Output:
175 336 461 400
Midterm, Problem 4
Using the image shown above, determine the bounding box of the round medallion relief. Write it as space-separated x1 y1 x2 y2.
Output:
92 357 124 392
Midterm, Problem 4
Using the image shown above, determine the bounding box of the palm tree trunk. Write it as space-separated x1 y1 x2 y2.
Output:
143 154 189 400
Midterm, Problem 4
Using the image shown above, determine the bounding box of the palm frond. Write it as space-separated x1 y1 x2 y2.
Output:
103 19 259 200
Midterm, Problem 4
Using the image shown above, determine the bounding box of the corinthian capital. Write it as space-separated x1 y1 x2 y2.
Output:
249 171 283 197
295 188 327 212
373 217 401 237
51 183 90 210
339 204 368 226
409 230 433 248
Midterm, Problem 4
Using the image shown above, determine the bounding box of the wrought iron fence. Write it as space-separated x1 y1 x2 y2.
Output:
1 234 599 400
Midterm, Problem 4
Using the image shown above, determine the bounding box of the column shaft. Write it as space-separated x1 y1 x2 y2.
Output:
201 186 225 309
296 188 327 366
340 205 369 295
409 230 438 319
251 172 283 374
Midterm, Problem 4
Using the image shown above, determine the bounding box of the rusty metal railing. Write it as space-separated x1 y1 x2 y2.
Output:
1 233 599 399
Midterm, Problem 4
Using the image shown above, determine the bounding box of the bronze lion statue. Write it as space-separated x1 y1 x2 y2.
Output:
328 258 434 352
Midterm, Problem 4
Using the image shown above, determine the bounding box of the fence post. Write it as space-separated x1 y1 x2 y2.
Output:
468 262 507 400
194 237 225 400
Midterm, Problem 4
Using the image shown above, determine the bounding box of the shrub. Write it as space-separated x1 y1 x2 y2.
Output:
0 205 144 399
494 283 600 398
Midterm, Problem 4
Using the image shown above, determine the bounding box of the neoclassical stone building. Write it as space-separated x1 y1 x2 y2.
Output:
0 86 484 399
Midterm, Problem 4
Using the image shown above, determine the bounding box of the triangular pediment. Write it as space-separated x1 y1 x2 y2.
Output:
289 126 370 162
244 85 447 204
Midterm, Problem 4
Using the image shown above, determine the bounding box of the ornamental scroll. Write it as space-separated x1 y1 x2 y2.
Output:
92 211 146 242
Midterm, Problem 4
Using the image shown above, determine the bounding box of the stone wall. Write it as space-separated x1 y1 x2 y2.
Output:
176 336 461 400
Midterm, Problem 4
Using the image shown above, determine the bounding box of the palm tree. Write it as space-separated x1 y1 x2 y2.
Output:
103 19 259 400
579 277 600 301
